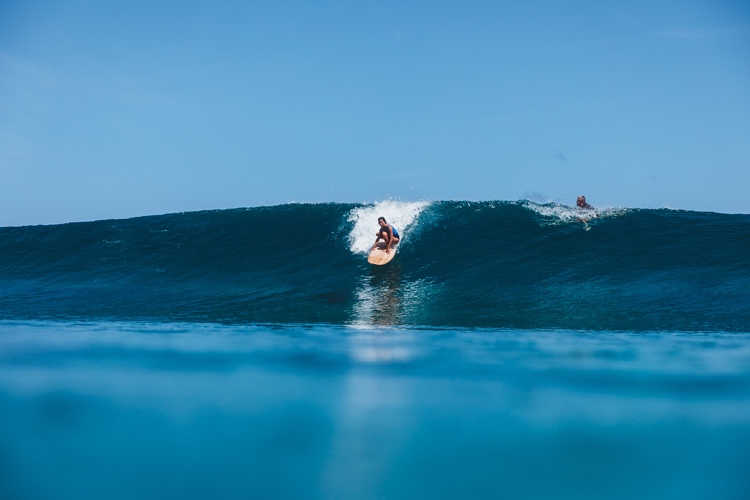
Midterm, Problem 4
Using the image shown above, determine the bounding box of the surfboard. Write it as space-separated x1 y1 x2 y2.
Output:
368 241 398 265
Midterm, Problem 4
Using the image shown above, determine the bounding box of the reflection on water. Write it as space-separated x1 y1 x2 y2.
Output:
350 264 439 328
351 264 404 327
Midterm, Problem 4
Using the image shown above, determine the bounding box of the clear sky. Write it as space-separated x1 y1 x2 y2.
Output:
1 0 749 226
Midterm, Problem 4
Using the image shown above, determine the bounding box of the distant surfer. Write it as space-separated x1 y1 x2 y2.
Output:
576 195 594 228
372 217 400 254
576 195 593 210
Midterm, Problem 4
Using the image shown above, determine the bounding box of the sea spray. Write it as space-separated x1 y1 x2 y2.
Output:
522 200 629 225
346 200 431 254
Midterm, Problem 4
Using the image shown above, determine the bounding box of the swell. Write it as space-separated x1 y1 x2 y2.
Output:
0 201 748 331
398 202 750 331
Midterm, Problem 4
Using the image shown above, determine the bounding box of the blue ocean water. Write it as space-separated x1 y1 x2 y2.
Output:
1 201 749 499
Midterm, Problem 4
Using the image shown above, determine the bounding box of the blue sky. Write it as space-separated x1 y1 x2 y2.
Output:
1 0 749 226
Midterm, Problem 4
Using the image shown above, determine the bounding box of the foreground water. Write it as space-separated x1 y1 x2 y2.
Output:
1 201 749 498
1 321 749 499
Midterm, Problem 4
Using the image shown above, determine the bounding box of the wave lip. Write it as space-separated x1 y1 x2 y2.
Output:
522 200 629 225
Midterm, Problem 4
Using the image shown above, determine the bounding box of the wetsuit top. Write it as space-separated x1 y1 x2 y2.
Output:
390 226 399 238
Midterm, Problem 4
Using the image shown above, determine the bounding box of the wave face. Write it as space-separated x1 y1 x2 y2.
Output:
1 201 748 331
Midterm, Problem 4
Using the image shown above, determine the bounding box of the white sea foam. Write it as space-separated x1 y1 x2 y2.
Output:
347 200 431 254
523 201 628 225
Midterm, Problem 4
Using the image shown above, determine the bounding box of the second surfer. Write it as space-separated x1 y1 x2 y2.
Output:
576 195 595 227
576 195 593 210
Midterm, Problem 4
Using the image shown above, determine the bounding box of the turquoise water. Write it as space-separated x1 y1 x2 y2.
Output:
1 321 749 499
1 201 749 498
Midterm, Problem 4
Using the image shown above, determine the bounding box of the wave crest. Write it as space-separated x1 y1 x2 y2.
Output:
522 201 629 225
346 200 431 254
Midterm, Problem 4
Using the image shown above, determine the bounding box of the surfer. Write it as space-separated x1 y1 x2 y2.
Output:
576 195 595 228
576 195 593 210
372 217 400 254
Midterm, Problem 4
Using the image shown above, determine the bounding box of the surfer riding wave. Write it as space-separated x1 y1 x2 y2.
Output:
373 217 399 254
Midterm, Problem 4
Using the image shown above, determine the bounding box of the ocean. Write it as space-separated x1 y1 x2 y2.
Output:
1 200 749 499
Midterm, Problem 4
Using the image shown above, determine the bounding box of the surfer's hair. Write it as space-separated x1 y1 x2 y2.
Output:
378 217 387 223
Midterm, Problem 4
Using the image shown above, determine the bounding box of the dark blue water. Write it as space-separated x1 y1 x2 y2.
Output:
1 201 749 499
1 200 748 330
